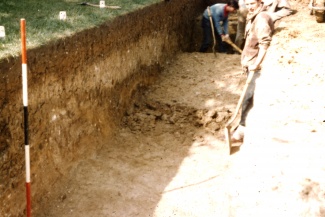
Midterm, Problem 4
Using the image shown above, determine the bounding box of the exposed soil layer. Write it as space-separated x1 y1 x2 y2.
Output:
0 1 206 216
37 1 325 213
38 1 325 214
2 0 325 216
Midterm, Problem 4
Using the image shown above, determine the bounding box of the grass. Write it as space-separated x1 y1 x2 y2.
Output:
0 0 160 59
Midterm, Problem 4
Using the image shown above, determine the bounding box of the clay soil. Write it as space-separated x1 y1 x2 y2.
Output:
34 1 325 216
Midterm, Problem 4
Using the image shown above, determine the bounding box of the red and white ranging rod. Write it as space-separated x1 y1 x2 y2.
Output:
20 18 31 217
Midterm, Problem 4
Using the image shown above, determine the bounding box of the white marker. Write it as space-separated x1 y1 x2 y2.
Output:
100 0 105 8
0 26 5 38
59 11 67 20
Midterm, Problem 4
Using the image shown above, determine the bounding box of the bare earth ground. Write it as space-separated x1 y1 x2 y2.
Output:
37 1 325 216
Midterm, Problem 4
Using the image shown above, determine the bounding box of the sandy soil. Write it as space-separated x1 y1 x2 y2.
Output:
36 1 325 216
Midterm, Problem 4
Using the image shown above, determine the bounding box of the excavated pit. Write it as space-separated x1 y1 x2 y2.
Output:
0 1 216 216
0 0 242 216
3 0 325 216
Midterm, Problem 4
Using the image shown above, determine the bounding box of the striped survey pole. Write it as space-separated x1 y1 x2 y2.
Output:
20 18 31 217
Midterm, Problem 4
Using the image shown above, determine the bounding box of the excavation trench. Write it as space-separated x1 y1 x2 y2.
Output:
36 50 244 217
2 0 325 216
1 0 235 216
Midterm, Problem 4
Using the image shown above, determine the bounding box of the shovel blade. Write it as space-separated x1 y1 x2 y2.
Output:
224 126 232 154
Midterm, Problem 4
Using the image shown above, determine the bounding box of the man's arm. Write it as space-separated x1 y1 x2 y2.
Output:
248 46 268 71
212 16 223 35
221 18 230 41
269 7 293 21
266 0 293 21
249 12 274 71
223 18 229 35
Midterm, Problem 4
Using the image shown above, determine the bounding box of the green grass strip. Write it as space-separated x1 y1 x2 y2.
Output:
0 0 160 59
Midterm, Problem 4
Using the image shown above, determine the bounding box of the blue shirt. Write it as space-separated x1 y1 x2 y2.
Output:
203 4 229 36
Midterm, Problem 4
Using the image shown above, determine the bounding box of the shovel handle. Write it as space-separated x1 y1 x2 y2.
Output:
207 7 217 56
225 70 255 128
224 70 255 153
224 38 242 54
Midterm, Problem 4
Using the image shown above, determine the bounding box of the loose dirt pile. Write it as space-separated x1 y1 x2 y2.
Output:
35 0 325 216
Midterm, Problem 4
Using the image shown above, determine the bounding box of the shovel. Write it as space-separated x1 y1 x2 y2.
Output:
224 69 255 154
223 37 242 54
207 7 217 56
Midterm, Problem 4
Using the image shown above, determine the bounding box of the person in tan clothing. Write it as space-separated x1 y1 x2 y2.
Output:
263 0 293 22
235 0 292 48
231 0 274 142
235 0 249 49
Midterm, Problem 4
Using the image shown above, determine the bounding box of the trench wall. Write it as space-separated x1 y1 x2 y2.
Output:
0 1 207 216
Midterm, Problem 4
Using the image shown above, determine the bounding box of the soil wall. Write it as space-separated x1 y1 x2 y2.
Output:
0 1 206 216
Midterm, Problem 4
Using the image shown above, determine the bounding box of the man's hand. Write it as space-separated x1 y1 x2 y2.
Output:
221 34 230 42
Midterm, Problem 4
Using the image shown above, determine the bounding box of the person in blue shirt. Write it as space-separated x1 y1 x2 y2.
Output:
199 0 239 53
